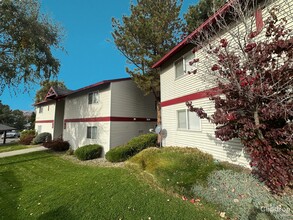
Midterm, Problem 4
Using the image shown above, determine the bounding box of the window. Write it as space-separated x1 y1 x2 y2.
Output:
88 91 99 104
87 126 97 139
37 125 42 133
175 52 195 78
177 109 201 131
175 58 184 78
39 106 43 114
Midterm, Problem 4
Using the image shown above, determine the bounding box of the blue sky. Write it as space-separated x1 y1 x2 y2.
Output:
1 0 198 111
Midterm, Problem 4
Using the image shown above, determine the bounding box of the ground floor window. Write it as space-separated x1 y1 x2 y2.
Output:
37 125 42 133
87 126 97 139
177 109 201 131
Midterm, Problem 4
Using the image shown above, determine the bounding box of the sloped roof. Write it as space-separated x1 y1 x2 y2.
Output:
45 86 73 100
152 1 233 68
0 124 15 131
67 77 131 97
34 77 131 106
53 87 73 96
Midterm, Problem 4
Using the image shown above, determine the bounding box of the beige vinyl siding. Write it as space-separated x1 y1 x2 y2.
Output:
64 86 111 119
63 86 112 152
161 100 249 166
159 0 292 166
109 121 156 148
35 123 54 136
63 122 110 154
110 80 156 118
109 80 157 149
35 102 56 121
35 102 56 136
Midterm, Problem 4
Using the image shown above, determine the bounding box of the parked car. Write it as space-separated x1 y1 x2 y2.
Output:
1 131 20 139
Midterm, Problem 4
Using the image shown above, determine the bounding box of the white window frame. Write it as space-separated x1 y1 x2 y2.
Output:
88 91 99 104
37 125 42 133
39 106 43 114
86 126 97 139
174 52 195 79
177 109 201 131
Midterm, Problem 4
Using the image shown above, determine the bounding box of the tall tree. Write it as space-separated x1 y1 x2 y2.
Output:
0 101 13 125
184 0 226 34
0 0 63 94
112 0 184 131
0 101 26 129
187 0 293 193
35 80 67 103
11 109 26 130
28 111 36 130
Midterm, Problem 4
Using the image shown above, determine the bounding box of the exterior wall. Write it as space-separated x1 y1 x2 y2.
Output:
110 122 156 148
111 80 157 118
63 85 111 150
109 80 157 148
159 0 293 166
53 100 65 139
64 85 111 119
64 122 110 154
35 101 56 136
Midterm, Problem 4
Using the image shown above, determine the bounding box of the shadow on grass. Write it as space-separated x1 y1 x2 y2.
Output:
0 152 53 167
0 170 22 219
37 206 76 220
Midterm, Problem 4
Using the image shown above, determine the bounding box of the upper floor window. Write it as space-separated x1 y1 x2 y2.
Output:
88 91 99 104
175 52 195 79
39 106 43 114
175 58 184 78
87 126 97 139
177 109 201 131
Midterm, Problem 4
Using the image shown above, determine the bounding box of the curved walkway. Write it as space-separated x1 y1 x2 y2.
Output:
0 146 48 158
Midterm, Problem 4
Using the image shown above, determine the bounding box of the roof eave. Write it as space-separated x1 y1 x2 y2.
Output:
152 0 234 69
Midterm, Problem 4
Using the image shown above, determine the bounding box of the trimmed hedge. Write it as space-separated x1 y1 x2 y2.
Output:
43 139 70 151
105 133 157 162
32 132 52 144
19 130 36 145
75 144 103 161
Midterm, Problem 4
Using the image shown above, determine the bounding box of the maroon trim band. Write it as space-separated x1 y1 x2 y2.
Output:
35 120 54 123
35 120 54 128
161 87 221 107
64 117 157 123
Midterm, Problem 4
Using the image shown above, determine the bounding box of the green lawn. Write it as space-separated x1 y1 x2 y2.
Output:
0 143 36 153
0 151 220 220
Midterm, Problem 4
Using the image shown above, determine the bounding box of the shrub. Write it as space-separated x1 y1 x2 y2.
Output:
127 147 218 194
43 138 70 151
192 170 292 220
75 144 103 161
32 132 52 144
19 130 36 145
105 133 157 162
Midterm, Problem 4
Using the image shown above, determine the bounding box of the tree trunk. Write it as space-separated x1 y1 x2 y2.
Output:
156 101 162 146
254 106 264 140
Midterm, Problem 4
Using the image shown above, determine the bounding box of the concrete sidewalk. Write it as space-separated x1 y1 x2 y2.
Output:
0 146 48 158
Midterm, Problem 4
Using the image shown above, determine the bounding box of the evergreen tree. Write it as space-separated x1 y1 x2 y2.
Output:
184 0 226 34
112 0 184 128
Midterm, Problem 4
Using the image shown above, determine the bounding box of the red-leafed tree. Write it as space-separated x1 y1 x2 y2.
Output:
187 0 293 193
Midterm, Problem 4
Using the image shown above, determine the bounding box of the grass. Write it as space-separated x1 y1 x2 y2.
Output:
127 147 245 196
0 151 220 219
0 142 36 153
